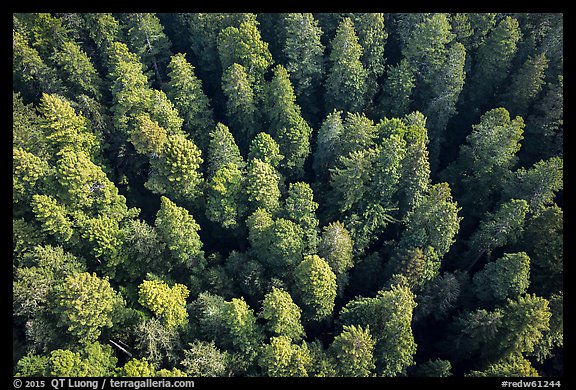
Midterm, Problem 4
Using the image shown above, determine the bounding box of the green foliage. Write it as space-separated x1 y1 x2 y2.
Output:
155 196 204 269
413 359 452 377
138 279 189 329
146 134 204 203
13 147 50 207
443 107 525 221
468 16 522 107
122 13 172 84
467 355 539 377
38 93 99 159
55 272 122 343
30 194 74 243
207 123 244 178
293 255 337 323
12 12 564 378
51 40 102 100
260 287 305 342
13 29 63 100
118 358 156 377
284 182 319 254
259 336 312 377
134 317 180 367
472 252 531 302
379 59 415 118
339 277 417 376
221 63 257 145
502 157 563 213
330 325 375 377
245 159 282 214
503 52 549 117
318 221 354 296
521 205 563 295
313 110 345 180
167 53 214 148
325 18 368 113
265 64 313 179
180 340 229 377
282 13 324 117
466 199 529 268
217 18 273 90
248 132 284 168
130 114 168 156
205 163 247 230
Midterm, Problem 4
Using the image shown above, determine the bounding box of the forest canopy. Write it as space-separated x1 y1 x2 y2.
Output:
12 12 563 378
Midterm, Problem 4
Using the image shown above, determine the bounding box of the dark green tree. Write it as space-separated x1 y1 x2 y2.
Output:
122 13 172 84
282 13 324 119
265 65 313 179
472 252 531 303
166 53 214 149
325 18 368 113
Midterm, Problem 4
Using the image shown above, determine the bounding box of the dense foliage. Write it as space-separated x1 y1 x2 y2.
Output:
13 12 563 378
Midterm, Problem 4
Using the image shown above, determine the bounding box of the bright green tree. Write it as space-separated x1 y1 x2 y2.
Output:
318 221 354 296
138 279 189 329
259 336 312 377
293 254 337 323
145 133 204 203
502 52 549 117
339 277 417 376
245 159 282 214
155 196 204 270
260 287 305 342
467 355 539 377
248 132 284 168
55 272 122 343
206 122 244 178
330 324 376 377
521 205 563 296
501 157 563 213
130 114 168 156
467 16 521 108
398 182 462 263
